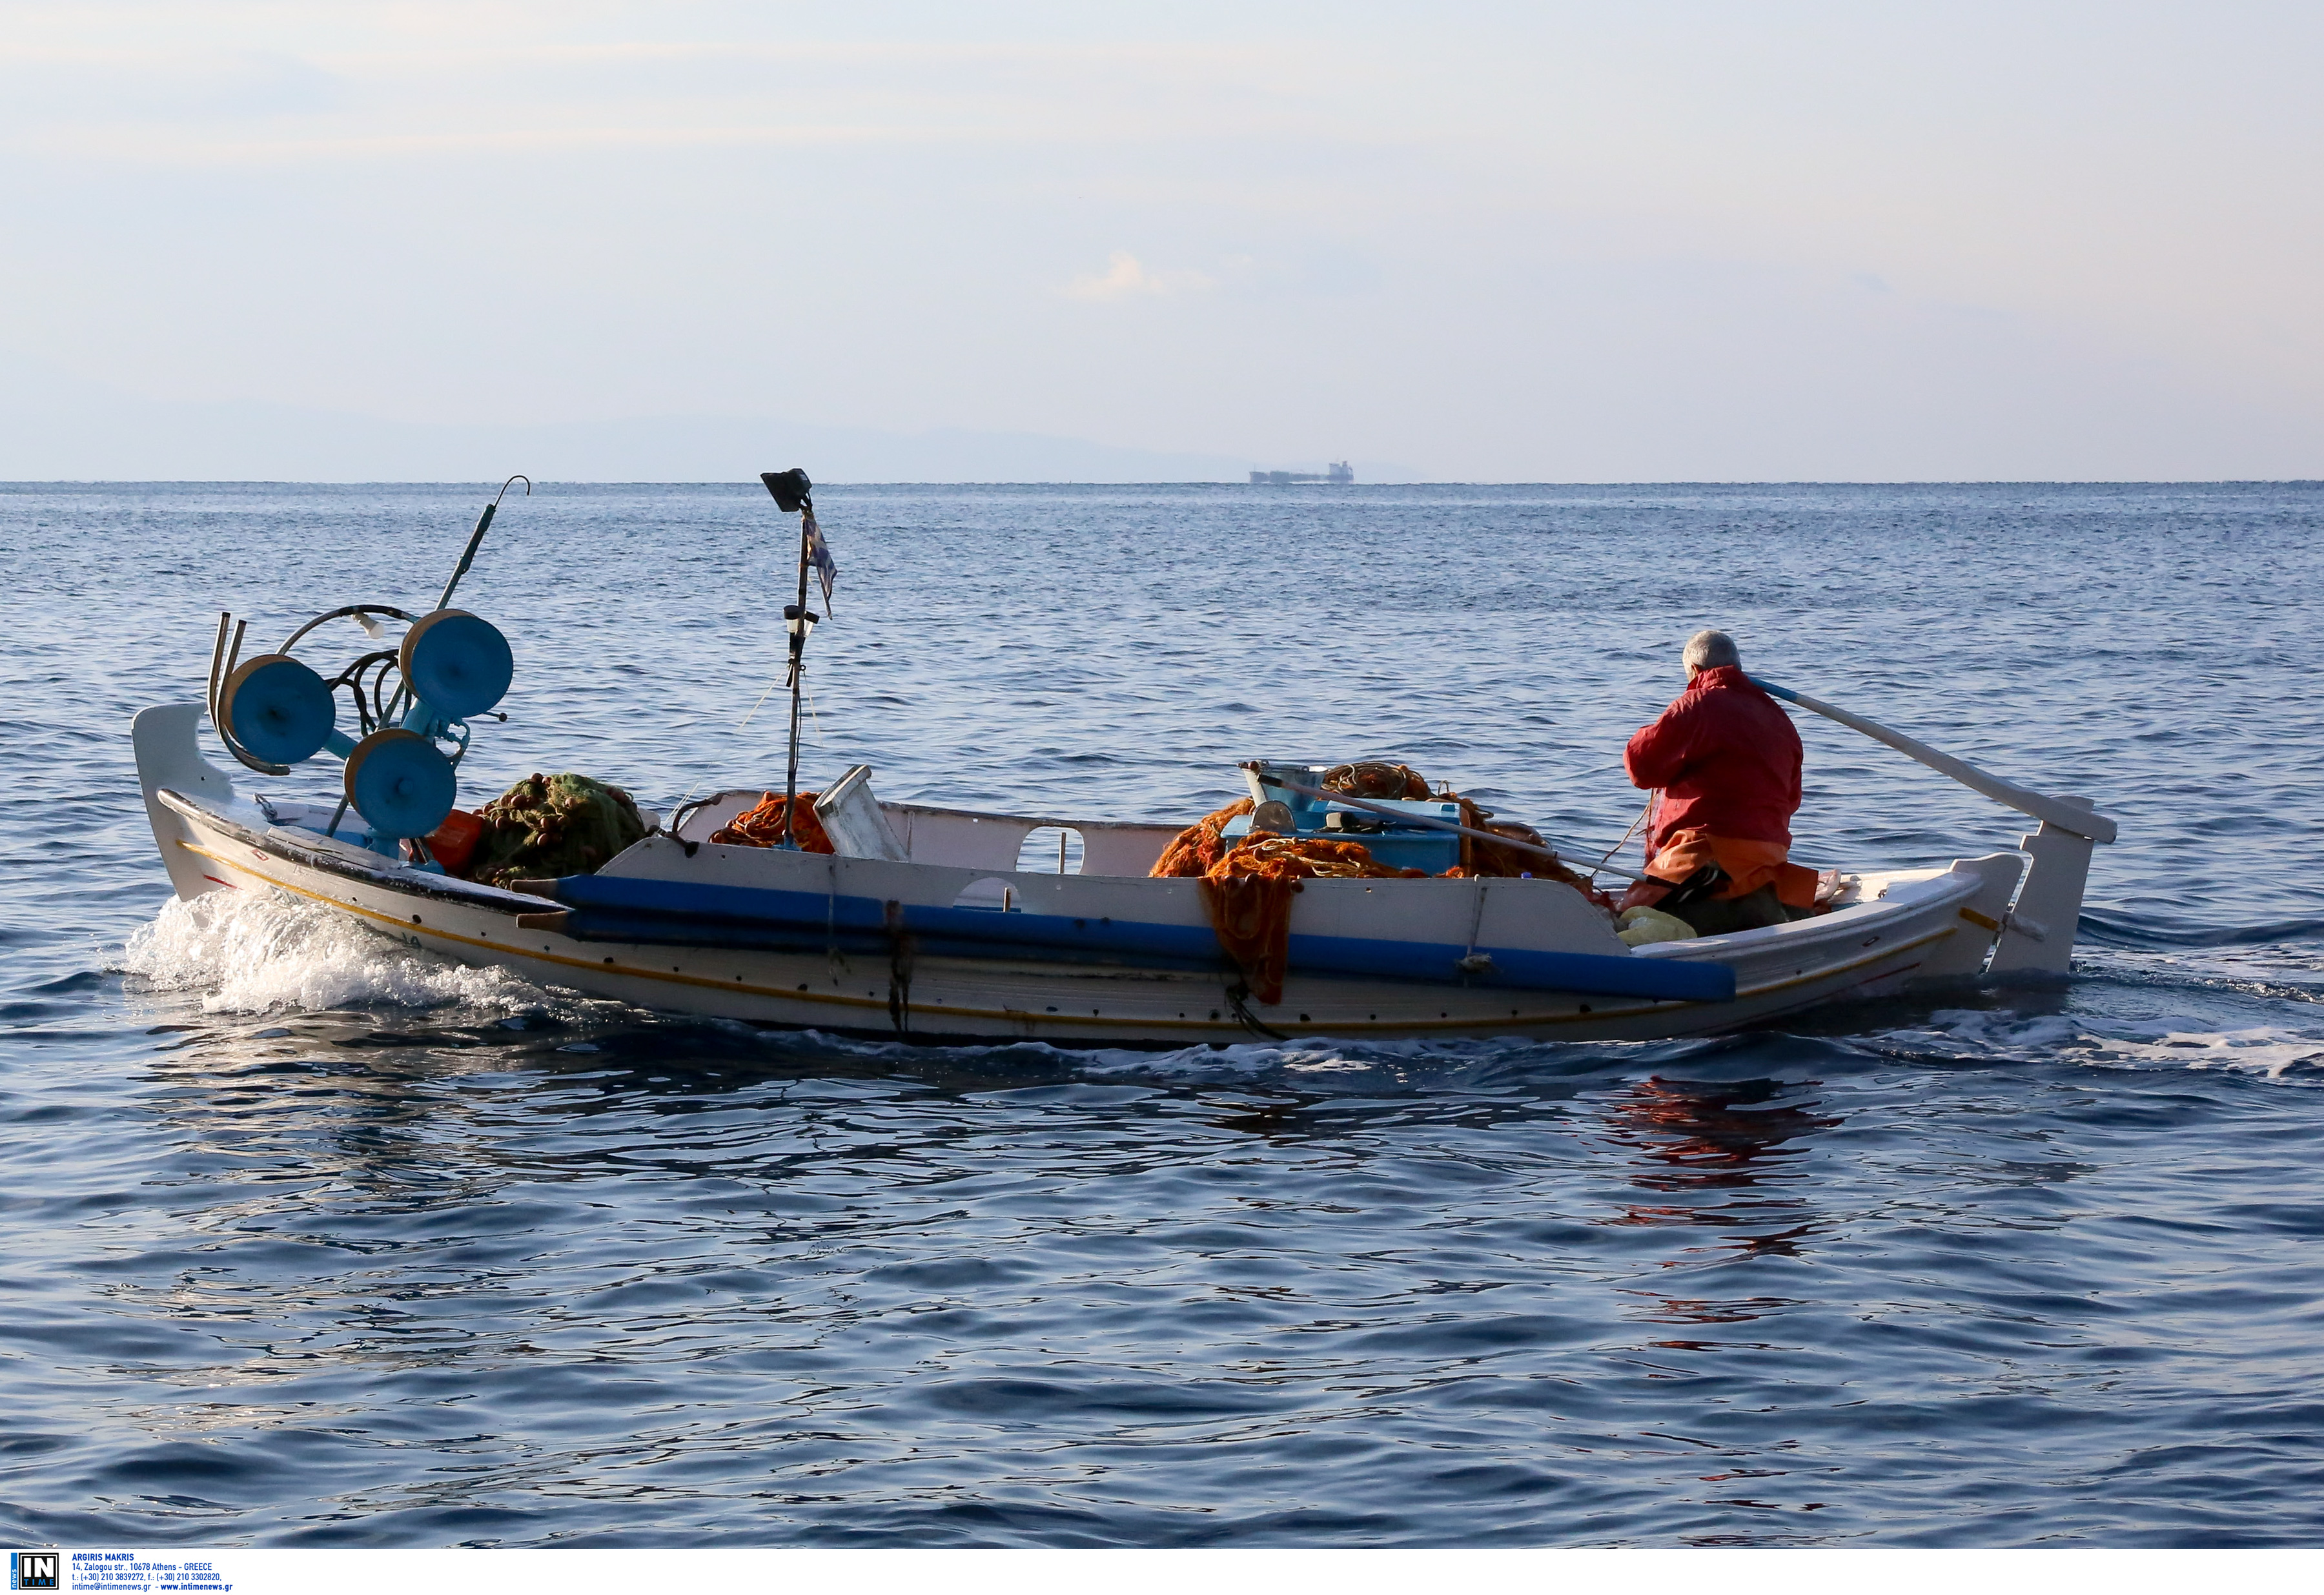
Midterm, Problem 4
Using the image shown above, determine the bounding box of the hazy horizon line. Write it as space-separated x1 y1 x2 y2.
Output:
6 478 2321 490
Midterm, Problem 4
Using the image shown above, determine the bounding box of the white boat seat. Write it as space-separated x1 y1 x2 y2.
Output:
813 764 910 861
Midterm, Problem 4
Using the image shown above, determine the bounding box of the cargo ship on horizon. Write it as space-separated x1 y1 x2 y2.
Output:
1250 460 1354 485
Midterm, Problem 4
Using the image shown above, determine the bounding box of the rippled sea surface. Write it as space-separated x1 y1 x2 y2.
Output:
5 481 2323 1547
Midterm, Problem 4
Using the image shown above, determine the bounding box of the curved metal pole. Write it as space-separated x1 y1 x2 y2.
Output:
209 615 291 777
380 475 533 732
278 604 414 655
436 475 529 612
207 611 232 738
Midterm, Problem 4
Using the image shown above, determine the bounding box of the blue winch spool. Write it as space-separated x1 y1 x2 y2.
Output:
218 653 336 766
400 609 513 720
344 728 457 839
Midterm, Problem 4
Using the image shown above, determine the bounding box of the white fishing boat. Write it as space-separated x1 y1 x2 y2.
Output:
132 475 2117 1047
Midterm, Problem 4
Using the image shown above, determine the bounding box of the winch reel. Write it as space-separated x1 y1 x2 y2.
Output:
398 608 515 722
202 476 531 851
210 603 515 844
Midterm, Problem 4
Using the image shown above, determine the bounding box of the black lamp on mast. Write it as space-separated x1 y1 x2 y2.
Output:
761 468 818 849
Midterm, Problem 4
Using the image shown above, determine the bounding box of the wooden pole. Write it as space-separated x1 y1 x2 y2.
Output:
1749 676 2116 844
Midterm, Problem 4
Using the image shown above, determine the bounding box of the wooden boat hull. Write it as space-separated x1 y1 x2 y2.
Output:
135 704 2032 1048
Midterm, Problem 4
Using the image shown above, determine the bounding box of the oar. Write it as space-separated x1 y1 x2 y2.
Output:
1749 676 2116 844
1263 775 1650 882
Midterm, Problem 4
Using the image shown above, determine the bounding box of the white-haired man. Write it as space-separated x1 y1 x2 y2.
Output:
1620 629 1814 934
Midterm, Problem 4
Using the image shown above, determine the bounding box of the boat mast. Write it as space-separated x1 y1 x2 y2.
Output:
763 470 818 849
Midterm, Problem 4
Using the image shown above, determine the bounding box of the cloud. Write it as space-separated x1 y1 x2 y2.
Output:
1065 251 1213 302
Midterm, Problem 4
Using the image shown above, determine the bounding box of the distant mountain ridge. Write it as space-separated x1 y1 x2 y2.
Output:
0 360 1422 483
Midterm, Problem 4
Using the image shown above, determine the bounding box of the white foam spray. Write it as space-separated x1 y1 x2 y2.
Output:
122 887 556 1016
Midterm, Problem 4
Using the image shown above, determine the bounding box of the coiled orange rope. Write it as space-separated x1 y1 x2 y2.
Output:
1318 762 1432 800
709 791 835 853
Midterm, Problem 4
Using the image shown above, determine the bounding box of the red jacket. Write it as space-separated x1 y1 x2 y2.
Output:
1625 665 1803 852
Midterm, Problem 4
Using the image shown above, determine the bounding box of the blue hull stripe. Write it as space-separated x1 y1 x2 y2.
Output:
547 874 1732 1003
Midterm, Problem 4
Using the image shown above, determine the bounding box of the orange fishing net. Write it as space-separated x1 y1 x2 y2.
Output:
1149 764 1611 1007
1148 797 1254 878
1149 784 1582 886
1216 833 1428 883
1196 869 1297 1007
1451 799 1596 886
1197 831 1427 1004
710 791 836 853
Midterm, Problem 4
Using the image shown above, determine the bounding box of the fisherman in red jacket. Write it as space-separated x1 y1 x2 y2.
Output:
1620 630 1817 934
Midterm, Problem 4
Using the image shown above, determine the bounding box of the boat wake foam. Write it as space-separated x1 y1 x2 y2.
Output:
122 887 556 1017
1074 1031 1741 1086
2083 942 2324 992
1061 1015 2324 1086
1894 1007 2324 1079
2079 906 2324 951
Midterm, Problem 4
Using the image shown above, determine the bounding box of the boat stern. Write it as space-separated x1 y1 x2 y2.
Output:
1986 801 2103 979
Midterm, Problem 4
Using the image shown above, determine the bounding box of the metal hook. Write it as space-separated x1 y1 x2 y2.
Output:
492 474 531 511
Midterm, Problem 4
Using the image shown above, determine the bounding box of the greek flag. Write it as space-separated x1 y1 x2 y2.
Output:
803 507 838 609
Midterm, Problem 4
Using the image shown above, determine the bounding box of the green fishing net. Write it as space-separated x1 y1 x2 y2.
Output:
467 772 648 888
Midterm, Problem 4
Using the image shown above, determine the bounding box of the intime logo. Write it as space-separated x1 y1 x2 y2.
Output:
9 1552 59 1592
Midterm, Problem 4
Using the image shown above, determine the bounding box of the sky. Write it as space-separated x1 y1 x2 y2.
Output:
3 1 2320 480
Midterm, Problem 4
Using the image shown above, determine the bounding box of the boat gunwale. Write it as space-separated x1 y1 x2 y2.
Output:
156 787 558 912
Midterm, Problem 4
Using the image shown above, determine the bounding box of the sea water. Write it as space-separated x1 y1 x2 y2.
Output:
2 480 2320 1547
